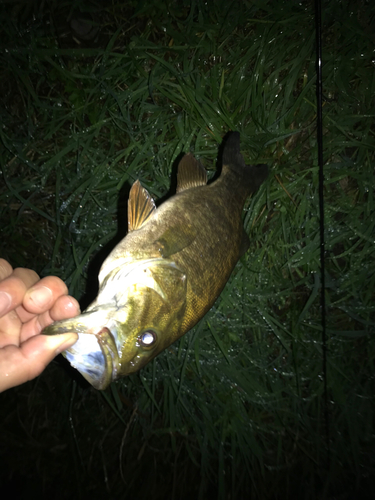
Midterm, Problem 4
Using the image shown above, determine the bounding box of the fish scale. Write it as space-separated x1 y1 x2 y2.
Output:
43 132 268 389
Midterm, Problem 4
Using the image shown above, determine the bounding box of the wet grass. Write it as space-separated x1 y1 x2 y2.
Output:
1 0 374 499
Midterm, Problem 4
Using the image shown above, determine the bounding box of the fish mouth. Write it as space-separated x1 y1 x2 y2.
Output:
64 327 119 390
44 316 120 390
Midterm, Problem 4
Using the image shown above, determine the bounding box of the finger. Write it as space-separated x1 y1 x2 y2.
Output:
0 259 13 280
0 267 39 343
0 268 39 319
18 295 81 343
0 332 78 393
13 267 39 286
23 276 69 315
17 275 70 323
48 294 81 322
0 310 22 348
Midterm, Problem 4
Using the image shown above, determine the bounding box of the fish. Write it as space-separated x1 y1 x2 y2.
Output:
43 132 268 390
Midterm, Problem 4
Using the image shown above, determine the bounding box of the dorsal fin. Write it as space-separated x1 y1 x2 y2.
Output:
128 180 156 231
176 153 207 193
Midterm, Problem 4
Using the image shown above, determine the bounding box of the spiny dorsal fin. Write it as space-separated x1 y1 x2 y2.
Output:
176 153 207 193
128 180 156 231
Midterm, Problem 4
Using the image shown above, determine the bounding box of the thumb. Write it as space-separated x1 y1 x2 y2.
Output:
0 333 78 392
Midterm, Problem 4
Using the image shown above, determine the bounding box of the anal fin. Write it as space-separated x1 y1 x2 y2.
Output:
239 229 250 258
155 225 196 258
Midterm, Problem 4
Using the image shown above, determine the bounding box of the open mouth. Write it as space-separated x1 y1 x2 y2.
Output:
64 327 119 390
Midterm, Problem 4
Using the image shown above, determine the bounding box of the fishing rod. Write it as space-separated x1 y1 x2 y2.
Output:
315 0 330 464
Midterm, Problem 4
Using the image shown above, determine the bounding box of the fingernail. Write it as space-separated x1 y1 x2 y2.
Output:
0 291 11 317
65 299 81 315
29 286 53 307
43 333 78 355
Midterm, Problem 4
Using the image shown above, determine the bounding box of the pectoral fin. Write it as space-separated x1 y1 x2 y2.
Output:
150 262 187 308
155 225 196 258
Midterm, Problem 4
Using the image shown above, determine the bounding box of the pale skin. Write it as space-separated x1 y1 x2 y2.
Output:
0 258 79 392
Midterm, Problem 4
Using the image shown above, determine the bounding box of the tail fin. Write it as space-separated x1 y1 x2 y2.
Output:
222 131 268 192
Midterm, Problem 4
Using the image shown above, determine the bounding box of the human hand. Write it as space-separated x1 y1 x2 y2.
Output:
0 258 80 392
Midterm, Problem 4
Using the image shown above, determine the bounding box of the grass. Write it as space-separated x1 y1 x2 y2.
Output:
0 0 374 499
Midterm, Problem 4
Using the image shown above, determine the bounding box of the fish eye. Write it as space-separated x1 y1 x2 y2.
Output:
139 330 157 348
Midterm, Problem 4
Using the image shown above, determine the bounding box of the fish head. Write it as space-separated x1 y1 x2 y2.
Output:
106 258 188 375
44 258 187 390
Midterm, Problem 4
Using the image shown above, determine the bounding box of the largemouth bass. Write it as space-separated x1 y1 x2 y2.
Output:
44 132 268 389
